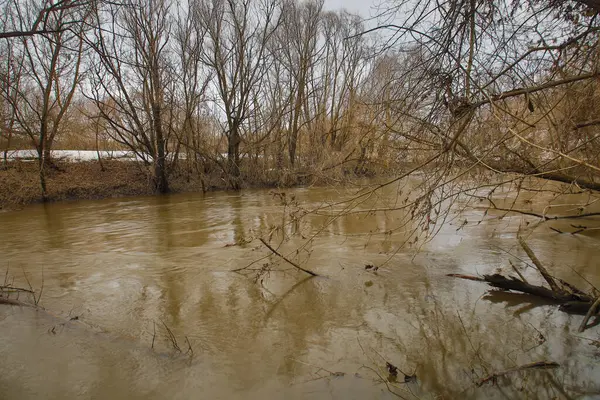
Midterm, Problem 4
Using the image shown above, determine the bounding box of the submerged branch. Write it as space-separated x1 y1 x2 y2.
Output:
0 285 34 294
259 238 320 277
578 297 600 333
450 273 592 304
476 361 560 387
0 297 35 307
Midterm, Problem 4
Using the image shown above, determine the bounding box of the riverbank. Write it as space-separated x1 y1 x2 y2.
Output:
0 161 158 209
0 158 378 210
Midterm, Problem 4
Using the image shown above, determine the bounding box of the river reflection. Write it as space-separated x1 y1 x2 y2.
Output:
0 184 599 399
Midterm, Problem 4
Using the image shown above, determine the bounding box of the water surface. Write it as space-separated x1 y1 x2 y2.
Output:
1 183 599 399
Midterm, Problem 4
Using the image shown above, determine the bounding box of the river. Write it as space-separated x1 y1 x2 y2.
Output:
0 182 599 399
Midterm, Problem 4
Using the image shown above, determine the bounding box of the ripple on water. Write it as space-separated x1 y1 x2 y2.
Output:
1 186 599 399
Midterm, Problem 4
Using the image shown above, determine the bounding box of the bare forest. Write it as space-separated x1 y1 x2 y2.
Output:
0 0 598 202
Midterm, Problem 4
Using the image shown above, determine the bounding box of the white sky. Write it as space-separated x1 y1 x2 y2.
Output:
323 0 377 16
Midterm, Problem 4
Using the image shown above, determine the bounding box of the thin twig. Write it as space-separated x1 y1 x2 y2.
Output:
509 260 528 284
285 357 339 376
447 273 485 282
151 321 156 349
356 339 410 399
258 238 320 276
161 320 181 352
476 361 560 386
490 244 535 270
21 268 37 304
185 336 193 356
361 365 409 399
37 266 44 306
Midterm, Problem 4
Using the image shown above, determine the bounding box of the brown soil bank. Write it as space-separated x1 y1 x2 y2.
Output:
0 160 209 210
0 159 377 210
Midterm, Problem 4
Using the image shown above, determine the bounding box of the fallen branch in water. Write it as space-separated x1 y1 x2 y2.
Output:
259 238 320 277
579 297 600 332
449 273 598 316
447 274 485 282
0 297 35 307
456 274 592 303
0 285 34 294
1 278 38 307
476 361 560 386
449 238 599 330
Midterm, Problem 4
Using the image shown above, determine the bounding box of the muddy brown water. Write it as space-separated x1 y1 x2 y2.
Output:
1 182 600 399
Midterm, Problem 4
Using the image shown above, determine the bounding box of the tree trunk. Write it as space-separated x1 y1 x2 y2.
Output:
227 123 241 189
288 129 297 167
289 79 305 167
152 103 169 194
2 129 11 168
36 139 47 200
43 140 53 167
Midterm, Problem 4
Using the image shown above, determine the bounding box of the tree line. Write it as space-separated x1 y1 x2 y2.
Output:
0 0 599 200
0 0 379 195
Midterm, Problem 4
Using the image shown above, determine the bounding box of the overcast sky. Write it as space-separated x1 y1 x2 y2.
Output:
323 0 377 17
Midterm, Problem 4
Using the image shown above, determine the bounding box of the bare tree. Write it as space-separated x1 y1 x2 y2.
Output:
277 0 323 166
309 11 368 154
0 27 26 166
193 0 281 188
1 0 87 197
87 0 175 193
0 0 89 39
172 2 213 182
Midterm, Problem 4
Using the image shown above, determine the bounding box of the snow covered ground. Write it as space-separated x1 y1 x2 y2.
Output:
3 150 141 162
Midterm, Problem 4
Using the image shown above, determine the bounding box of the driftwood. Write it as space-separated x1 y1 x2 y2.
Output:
476 361 559 387
450 273 592 301
449 238 599 330
450 273 598 317
485 274 591 303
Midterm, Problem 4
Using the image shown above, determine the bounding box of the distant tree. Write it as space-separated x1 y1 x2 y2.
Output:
87 0 175 193
0 0 87 198
193 0 282 188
